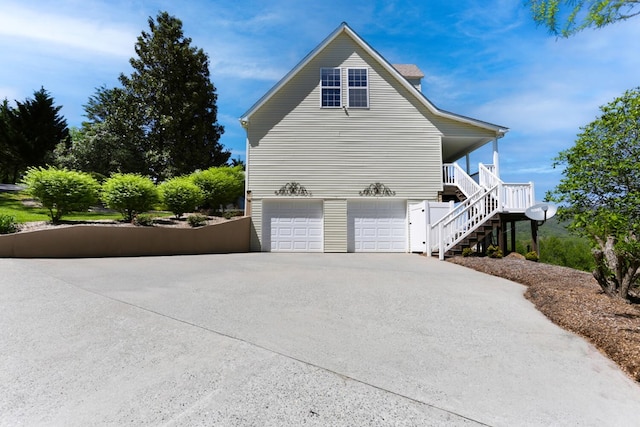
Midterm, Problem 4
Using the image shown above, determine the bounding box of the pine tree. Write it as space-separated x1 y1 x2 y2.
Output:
0 89 69 183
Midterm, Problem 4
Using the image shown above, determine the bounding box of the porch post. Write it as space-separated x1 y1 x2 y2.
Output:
492 137 500 178
465 154 471 175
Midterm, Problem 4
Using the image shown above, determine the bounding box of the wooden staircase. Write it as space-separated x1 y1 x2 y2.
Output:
428 163 534 260
446 216 500 256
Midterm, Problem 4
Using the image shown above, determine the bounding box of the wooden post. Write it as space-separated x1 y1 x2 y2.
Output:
531 220 539 257
499 218 506 254
510 221 516 253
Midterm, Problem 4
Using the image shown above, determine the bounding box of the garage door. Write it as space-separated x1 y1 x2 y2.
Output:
262 200 323 252
348 200 407 252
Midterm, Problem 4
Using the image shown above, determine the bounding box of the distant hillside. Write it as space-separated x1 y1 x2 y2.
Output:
511 217 594 272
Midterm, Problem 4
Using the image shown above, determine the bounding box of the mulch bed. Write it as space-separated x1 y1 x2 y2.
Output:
449 255 640 382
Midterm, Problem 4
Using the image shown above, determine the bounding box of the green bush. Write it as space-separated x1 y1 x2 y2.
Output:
101 174 159 222
22 167 100 223
191 166 244 212
187 213 208 227
462 247 474 257
487 244 503 259
159 177 204 218
525 251 539 262
133 213 155 226
0 214 19 234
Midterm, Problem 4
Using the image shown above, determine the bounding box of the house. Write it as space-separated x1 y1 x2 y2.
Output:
240 23 534 256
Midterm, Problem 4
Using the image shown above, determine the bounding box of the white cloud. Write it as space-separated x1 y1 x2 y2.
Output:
0 3 136 58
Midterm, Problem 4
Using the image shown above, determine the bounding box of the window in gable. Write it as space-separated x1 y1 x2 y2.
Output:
321 68 341 108
347 68 368 108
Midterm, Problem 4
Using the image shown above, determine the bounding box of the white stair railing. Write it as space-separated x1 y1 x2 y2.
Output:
443 163 481 199
433 185 501 260
428 186 489 254
431 162 535 259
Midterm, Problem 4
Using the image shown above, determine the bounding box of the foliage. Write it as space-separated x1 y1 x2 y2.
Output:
525 251 540 262
101 174 159 222
22 167 100 223
75 12 229 180
191 165 244 211
159 176 204 218
1 88 69 183
547 87 640 301
539 236 594 270
528 0 640 37
0 213 18 234
187 213 208 227
462 247 475 257
223 209 243 219
487 245 503 259
54 92 147 177
133 213 155 226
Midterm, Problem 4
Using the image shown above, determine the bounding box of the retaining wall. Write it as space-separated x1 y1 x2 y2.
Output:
0 216 250 258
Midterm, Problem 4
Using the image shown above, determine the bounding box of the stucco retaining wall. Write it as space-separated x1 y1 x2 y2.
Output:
0 216 250 258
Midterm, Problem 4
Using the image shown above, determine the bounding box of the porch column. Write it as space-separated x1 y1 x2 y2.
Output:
492 137 500 178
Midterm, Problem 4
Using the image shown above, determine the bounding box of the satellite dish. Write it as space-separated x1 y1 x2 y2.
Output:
525 203 557 223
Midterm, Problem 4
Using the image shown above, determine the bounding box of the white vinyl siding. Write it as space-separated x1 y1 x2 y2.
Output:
323 199 347 252
247 33 443 201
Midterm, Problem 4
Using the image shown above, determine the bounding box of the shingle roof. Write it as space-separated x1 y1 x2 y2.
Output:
392 64 424 79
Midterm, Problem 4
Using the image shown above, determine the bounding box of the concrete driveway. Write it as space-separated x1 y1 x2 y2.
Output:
2 253 639 426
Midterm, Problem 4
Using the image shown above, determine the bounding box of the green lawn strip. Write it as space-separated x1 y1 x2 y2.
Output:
0 192 172 224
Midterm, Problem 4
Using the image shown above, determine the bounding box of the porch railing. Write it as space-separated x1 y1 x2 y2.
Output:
479 163 534 212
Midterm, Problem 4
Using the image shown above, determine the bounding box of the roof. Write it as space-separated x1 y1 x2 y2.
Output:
240 23 507 136
392 64 424 79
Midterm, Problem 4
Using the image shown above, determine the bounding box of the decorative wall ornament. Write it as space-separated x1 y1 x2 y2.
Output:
359 182 396 196
275 182 312 196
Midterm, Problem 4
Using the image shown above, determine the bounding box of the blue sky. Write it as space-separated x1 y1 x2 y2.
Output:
1 0 638 200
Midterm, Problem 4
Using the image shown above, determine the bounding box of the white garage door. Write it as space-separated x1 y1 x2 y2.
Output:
263 200 323 252
348 200 407 252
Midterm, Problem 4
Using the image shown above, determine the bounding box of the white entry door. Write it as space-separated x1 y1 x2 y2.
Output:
348 200 407 252
262 200 323 252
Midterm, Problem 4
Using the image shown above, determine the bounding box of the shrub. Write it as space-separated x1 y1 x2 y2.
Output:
22 167 100 223
525 251 540 262
134 213 155 226
191 166 244 212
0 214 19 234
487 244 503 259
102 174 159 222
159 177 204 219
187 214 208 227
462 247 474 257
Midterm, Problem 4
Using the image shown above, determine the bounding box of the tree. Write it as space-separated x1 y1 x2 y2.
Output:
0 99 17 183
547 87 640 301
0 88 69 183
528 0 640 37
121 11 228 179
54 87 147 177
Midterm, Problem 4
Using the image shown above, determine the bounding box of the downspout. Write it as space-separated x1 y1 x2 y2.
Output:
240 119 250 216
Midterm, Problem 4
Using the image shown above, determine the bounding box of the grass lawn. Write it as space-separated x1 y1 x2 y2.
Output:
0 191 155 223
